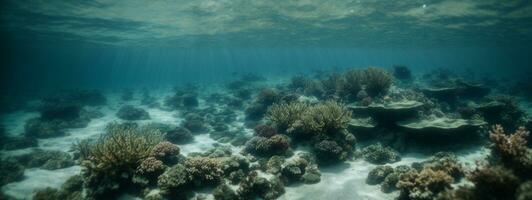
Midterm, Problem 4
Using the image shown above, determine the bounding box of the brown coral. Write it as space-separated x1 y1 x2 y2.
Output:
136 157 165 175
397 168 453 200
150 141 180 162
489 125 532 176
184 157 224 185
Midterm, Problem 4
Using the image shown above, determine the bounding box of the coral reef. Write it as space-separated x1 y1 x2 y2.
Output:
266 102 309 132
116 105 150 120
244 134 291 157
182 113 208 133
184 157 224 186
468 165 520 200
313 140 345 164
397 168 453 200
489 125 531 177
393 65 412 80
0 158 24 186
31 175 84 200
165 126 194 144
366 165 394 185
343 67 393 98
79 123 164 198
1 136 38 150
14 149 74 170
150 141 180 164
292 100 352 136
157 164 190 197
361 144 401 164
237 171 285 200
245 88 281 121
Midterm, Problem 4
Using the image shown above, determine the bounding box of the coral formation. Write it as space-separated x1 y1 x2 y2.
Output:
116 105 150 120
78 123 164 198
489 125 531 177
14 149 74 170
0 158 24 186
266 102 309 132
184 157 224 186
244 134 291 157
397 168 453 200
361 144 401 164
366 165 394 185
237 171 285 200
393 65 412 80
150 141 179 163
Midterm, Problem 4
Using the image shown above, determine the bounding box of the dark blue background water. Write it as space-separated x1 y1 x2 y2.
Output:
2 37 530 94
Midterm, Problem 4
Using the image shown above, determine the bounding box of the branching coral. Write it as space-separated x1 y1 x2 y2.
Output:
266 102 309 132
343 69 366 98
78 123 164 198
468 165 520 200
397 168 453 200
83 123 164 170
296 100 352 136
421 152 464 180
342 67 393 98
489 125 531 176
364 67 394 97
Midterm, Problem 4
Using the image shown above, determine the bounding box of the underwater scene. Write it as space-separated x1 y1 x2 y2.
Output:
1 0 532 200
